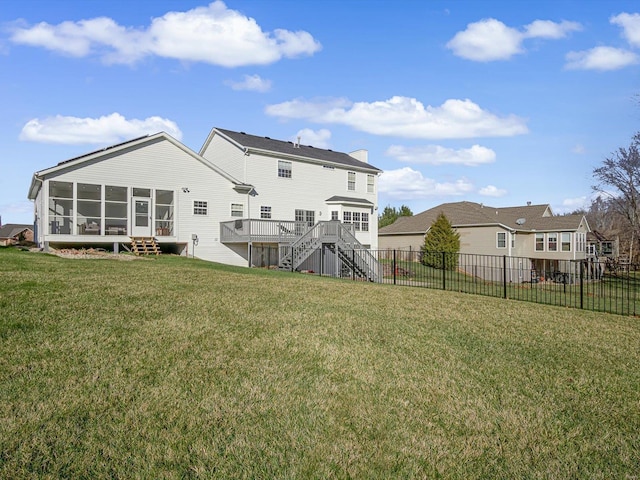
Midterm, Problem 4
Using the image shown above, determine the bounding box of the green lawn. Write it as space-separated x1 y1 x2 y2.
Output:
1 248 639 478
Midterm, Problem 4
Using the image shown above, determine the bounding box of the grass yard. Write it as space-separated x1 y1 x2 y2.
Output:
1 248 639 478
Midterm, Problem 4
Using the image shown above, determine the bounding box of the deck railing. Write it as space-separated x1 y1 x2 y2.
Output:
220 219 356 244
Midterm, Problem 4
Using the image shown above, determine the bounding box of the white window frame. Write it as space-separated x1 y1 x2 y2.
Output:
497 232 506 249
193 200 208 216
535 233 545 252
367 174 375 193
260 206 272 219
347 171 356 191
278 160 292 178
362 212 369 232
548 233 558 252
231 203 244 217
561 232 571 252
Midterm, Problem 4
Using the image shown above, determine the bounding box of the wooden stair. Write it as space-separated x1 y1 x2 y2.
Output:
130 237 160 256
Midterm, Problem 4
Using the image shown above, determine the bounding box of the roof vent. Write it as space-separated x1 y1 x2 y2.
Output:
294 136 300 148
516 218 526 225
527 201 531 206
265 136 270 140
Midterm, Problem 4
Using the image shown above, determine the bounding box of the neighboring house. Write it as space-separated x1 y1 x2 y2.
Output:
0 224 34 246
27 128 381 278
587 230 619 259
379 201 591 282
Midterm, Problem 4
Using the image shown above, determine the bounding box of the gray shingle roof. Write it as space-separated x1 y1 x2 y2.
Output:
379 201 586 234
0 224 32 239
215 128 381 172
325 196 373 205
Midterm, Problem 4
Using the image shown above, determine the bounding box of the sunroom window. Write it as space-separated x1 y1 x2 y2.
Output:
155 190 174 236
105 186 128 235
77 183 102 235
48 181 73 234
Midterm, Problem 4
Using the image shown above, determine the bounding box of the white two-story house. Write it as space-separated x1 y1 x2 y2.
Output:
28 127 382 279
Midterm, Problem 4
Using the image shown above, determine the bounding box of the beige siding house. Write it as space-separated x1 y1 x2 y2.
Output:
379 201 591 281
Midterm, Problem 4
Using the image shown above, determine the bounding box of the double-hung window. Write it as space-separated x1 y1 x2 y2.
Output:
193 201 208 215
561 233 571 252
548 233 558 252
347 171 356 191
231 203 244 217
535 233 544 251
497 232 506 249
367 175 375 193
278 160 292 178
362 212 369 232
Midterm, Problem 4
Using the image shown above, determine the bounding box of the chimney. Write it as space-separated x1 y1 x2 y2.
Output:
527 201 531 206
294 136 301 148
349 149 368 163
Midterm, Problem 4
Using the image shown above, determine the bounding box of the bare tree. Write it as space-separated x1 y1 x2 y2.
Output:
592 132 640 261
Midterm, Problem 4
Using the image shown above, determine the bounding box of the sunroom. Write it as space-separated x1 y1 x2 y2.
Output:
46 180 175 239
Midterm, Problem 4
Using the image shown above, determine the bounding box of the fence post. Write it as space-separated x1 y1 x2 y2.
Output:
352 249 356 281
291 246 294 273
580 260 584 310
442 251 446 290
503 255 507 299
393 249 397 285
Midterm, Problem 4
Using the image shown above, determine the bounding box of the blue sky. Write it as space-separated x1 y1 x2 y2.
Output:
1 0 639 225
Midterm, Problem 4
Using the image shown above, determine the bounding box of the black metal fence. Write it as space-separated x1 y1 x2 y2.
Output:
288 248 640 317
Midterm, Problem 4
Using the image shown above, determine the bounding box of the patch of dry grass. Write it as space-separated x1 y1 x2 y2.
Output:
1 248 639 478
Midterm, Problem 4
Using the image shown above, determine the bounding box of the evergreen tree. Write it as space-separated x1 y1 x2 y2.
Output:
378 204 413 228
421 212 460 270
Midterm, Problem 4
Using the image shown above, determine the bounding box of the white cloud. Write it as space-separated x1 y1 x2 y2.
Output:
386 144 496 166
446 18 581 62
556 196 589 213
446 18 523 61
565 46 639 70
19 113 182 144
293 128 331 149
523 20 582 39
225 74 272 92
611 12 640 48
266 96 527 139
9 1 321 67
378 167 474 200
478 185 507 197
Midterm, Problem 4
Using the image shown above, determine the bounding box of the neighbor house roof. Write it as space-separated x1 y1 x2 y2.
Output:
28 132 252 200
379 201 588 235
0 223 32 239
203 128 382 173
